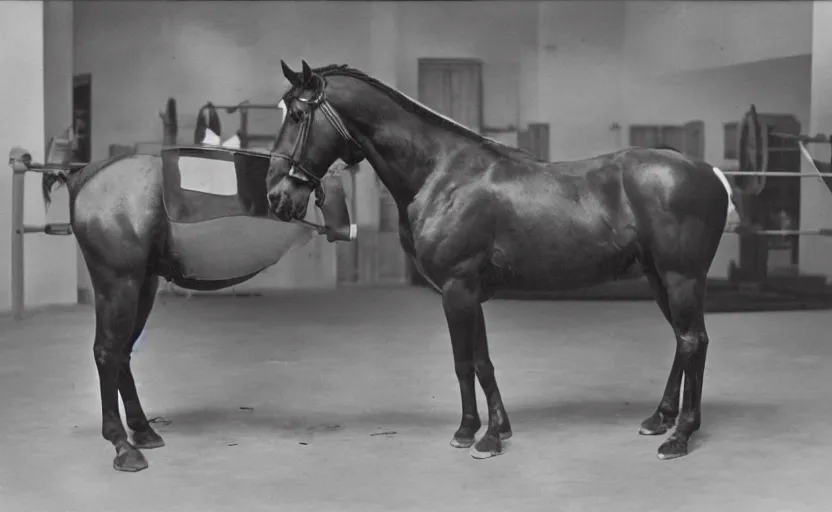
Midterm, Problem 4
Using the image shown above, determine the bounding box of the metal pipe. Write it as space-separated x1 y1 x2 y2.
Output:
23 224 73 235
725 229 832 236
212 103 282 111
770 131 832 144
13 162 86 173
720 171 832 178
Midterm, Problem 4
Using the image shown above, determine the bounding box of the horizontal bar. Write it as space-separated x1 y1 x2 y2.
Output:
771 131 831 144
725 228 832 236
22 223 73 235
721 171 832 178
291 219 357 242
211 103 281 111
11 162 87 174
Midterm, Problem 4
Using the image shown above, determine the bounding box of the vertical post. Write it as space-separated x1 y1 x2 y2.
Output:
239 107 249 149
11 166 25 319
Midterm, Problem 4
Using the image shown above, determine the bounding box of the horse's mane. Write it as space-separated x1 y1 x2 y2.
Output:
299 64 539 161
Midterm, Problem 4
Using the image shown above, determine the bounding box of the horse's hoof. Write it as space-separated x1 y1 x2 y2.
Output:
639 413 674 436
450 435 475 448
113 446 148 472
639 425 667 436
450 422 480 448
469 434 504 459
133 428 165 449
657 436 688 460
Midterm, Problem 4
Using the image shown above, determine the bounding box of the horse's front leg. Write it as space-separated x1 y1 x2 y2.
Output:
442 278 511 458
443 279 481 448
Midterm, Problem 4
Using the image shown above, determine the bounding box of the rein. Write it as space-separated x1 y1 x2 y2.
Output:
272 74 359 206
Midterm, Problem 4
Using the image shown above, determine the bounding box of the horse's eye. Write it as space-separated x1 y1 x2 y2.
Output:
289 110 303 122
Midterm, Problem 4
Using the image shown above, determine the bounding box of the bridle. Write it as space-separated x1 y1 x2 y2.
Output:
272 73 361 207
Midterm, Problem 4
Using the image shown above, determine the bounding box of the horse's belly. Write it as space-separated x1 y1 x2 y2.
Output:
486 223 642 291
489 253 639 291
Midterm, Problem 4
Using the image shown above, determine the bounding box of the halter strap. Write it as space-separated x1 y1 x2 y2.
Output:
272 74 360 205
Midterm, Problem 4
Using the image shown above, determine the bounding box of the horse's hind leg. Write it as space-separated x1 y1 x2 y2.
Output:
653 272 709 460
119 274 164 450
639 261 683 436
470 304 512 458
90 267 149 472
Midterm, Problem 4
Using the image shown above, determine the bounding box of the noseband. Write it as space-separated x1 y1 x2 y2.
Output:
272 75 360 206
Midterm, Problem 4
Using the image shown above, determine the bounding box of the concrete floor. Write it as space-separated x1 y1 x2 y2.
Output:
2 287 831 512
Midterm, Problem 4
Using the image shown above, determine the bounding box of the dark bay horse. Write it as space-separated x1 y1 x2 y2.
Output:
42 147 351 472
267 61 738 461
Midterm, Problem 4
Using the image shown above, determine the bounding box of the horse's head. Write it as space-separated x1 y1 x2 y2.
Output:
267 60 365 222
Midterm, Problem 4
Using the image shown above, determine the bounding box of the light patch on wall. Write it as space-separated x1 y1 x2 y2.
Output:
174 22 259 99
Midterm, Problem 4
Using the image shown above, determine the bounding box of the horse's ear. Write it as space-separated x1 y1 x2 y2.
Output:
301 60 313 85
281 60 301 87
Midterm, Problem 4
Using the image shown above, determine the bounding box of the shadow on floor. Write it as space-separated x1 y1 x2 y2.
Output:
120 397 780 441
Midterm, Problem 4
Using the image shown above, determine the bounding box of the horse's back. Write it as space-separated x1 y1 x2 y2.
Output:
484 147 727 286
72 154 166 270
539 147 729 226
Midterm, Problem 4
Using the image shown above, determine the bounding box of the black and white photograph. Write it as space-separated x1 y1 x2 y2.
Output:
0 0 828 510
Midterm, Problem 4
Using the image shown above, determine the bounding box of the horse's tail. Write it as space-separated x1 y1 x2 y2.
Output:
42 169 72 211
709 166 744 233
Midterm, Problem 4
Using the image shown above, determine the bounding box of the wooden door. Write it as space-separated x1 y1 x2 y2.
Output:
518 123 550 161
683 120 705 159
72 74 91 163
418 59 483 132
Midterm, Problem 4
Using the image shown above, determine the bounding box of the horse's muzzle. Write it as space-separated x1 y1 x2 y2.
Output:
268 190 308 223
267 191 291 222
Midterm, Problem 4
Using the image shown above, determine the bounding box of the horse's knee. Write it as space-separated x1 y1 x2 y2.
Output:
677 331 708 357
93 344 128 368
93 345 113 367
442 277 480 310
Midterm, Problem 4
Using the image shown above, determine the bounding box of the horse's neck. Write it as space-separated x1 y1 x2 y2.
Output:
351 111 478 206
330 75 487 206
